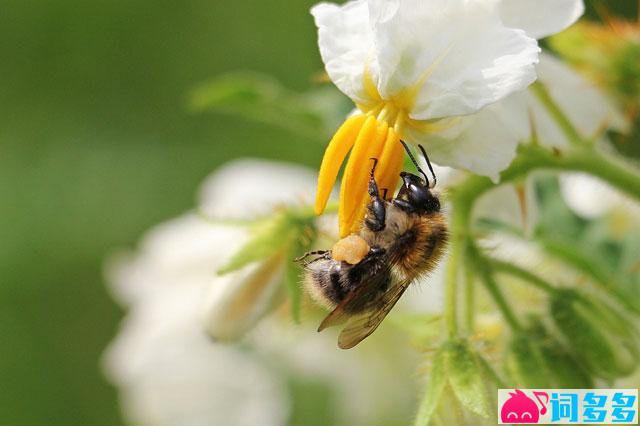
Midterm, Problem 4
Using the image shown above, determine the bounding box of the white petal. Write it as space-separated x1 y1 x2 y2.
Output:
198 158 317 219
413 93 529 180
498 0 584 39
529 52 628 149
311 1 376 104
370 0 539 120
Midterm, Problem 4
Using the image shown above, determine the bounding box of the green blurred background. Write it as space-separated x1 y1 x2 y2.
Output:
0 1 637 425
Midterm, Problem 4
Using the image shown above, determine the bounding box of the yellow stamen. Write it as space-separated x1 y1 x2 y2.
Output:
317 56 460 236
339 118 388 237
349 127 403 234
377 129 404 197
314 114 367 215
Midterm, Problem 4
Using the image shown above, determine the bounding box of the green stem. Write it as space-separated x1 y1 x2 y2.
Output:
540 238 640 314
467 243 523 332
530 82 583 146
477 355 507 388
490 259 557 294
463 265 475 333
453 143 640 205
444 200 470 337
446 141 640 337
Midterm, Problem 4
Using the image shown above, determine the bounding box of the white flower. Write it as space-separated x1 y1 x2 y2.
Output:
427 0 627 181
311 0 540 235
103 159 318 425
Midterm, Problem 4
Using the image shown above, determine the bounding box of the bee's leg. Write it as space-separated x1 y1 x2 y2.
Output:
392 198 416 213
364 159 386 232
294 250 329 265
301 254 331 267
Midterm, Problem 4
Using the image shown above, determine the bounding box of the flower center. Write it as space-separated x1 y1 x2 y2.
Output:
314 72 457 237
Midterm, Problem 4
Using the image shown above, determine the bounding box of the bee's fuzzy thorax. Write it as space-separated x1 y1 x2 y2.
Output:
360 203 448 277
399 211 448 278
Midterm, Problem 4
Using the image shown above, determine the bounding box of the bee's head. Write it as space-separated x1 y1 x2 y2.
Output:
399 171 440 213
395 142 440 213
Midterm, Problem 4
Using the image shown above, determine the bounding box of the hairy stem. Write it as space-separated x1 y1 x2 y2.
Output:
444 200 471 337
467 243 523 332
464 265 475 333
490 259 557 294
453 144 640 205
530 82 583 146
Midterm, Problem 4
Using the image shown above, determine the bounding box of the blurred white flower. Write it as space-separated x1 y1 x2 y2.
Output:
560 172 640 220
103 158 319 426
251 319 420 426
312 0 540 235
198 159 317 340
104 215 289 426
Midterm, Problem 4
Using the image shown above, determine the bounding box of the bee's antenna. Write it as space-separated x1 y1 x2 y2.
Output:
400 140 430 187
417 144 437 188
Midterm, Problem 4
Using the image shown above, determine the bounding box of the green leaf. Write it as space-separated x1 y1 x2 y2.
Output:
414 347 447 426
446 340 491 419
189 72 350 141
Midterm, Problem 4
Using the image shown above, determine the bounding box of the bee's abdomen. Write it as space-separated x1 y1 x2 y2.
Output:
302 249 391 312
303 260 348 308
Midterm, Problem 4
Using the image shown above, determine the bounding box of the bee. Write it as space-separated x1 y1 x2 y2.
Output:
296 142 448 349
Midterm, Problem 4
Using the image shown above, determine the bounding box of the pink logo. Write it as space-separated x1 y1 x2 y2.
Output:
501 389 549 423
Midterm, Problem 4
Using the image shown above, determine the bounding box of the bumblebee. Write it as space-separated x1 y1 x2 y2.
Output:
297 142 448 349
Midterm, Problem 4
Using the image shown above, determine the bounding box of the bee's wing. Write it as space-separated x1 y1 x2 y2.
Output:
337 277 412 349
317 290 354 331
317 267 391 332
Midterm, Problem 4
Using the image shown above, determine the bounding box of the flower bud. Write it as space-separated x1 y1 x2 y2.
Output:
203 207 317 341
203 251 286 341
506 333 554 388
550 289 639 380
416 340 494 426
506 330 595 389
